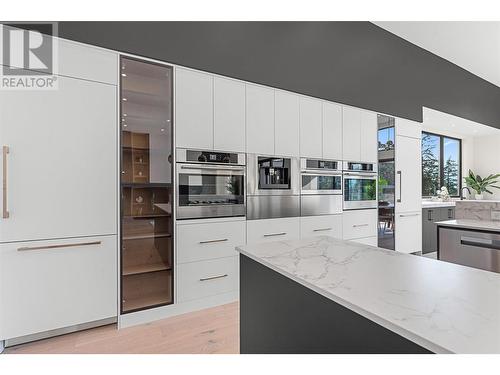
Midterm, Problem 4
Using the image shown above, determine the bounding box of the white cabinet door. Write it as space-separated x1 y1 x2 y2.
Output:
0 235 118 340
247 217 300 244
360 111 378 163
177 256 239 303
395 212 422 253
395 135 422 213
299 97 323 158
300 215 342 239
175 68 213 150
246 84 275 155
0 76 117 243
322 102 342 160
214 77 245 152
342 106 362 161
176 220 245 264
275 91 300 156
396 117 422 139
342 209 378 240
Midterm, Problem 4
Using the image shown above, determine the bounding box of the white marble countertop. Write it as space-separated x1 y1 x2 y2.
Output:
422 201 456 208
436 219 500 232
236 236 500 354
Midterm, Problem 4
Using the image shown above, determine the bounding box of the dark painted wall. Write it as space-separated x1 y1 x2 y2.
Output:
58 21 500 129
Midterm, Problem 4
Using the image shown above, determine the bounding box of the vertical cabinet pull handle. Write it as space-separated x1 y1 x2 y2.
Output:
2 146 9 219
428 210 432 221
396 170 402 203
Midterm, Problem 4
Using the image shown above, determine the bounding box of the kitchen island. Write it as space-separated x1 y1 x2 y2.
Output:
236 236 500 354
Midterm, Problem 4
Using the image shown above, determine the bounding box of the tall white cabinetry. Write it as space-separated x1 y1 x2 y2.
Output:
395 118 422 253
246 84 275 155
0 37 118 344
275 91 300 156
342 106 377 163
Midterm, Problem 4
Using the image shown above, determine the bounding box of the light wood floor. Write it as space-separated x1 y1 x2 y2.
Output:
5 302 239 354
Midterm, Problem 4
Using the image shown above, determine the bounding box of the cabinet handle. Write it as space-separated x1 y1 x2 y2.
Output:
199 238 228 244
352 224 369 228
313 227 333 232
263 232 287 237
399 213 419 218
428 210 432 221
2 146 9 219
17 241 102 252
396 170 402 203
200 274 228 282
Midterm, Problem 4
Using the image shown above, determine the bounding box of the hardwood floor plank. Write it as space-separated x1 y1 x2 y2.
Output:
5 302 239 354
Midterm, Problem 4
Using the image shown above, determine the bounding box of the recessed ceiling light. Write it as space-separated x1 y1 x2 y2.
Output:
123 124 128 128
122 98 127 102
123 114 128 117
166 119 170 122
121 73 127 77
160 128 165 132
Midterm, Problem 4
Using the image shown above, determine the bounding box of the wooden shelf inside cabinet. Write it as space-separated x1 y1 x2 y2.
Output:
122 294 171 313
122 233 171 240
123 214 171 219
122 262 172 276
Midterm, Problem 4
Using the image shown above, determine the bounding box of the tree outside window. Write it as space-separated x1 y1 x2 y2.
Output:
421 132 461 197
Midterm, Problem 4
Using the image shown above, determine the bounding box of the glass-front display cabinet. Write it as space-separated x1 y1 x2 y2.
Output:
120 57 173 313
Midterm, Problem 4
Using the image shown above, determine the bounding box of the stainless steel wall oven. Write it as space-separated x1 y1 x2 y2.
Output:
342 161 378 210
300 158 343 216
176 149 246 219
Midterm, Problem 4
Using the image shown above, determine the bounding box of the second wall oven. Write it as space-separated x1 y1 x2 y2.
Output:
300 158 343 216
343 161 378 210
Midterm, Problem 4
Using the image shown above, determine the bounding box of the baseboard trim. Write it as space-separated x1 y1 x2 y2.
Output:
4 316 117 348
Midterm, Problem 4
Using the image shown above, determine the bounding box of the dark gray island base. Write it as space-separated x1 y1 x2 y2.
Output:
240 255 432 354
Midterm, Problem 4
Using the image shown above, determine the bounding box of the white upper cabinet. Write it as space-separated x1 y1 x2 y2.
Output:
322 102 342 160
214 77 246 152
175 68 214 150
299 97 323 158
395 132 422 213
275 91 300 156
342 106 362 161
0 76 117 243
342 106 377 162
246 84 275 155
360 111 378 163
396 117 422 139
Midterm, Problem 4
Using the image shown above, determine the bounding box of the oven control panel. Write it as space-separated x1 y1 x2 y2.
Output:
176 148 245 165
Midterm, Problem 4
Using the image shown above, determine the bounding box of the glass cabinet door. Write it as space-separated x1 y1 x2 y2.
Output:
120 57 174 313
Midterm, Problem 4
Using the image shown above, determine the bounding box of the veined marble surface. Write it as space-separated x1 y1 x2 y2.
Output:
455 200 500 221
236 236 500 354
436 219 500 232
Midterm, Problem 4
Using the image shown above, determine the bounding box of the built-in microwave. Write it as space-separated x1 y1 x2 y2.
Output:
342 161 378 210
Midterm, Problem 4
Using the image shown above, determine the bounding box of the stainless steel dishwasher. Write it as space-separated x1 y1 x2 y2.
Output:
438 226 500 273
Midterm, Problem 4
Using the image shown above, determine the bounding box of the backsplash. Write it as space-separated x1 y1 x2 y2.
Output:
455 201 500 221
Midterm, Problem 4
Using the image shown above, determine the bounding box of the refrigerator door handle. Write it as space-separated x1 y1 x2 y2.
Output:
2 145 9 219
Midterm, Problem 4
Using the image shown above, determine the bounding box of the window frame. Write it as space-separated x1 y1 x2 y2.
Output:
421 131 462 198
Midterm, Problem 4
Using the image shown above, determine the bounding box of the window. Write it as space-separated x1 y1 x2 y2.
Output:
421 132 461 197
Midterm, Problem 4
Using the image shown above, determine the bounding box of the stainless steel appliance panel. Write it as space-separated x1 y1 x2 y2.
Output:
247 154 299 196
439 227 500 273
247 195 300 220
301 195 343 216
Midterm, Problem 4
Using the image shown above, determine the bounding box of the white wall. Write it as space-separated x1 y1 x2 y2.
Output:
473 135 500 200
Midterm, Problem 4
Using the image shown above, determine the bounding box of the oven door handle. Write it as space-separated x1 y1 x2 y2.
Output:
180 164 245 171
301 171 342 176
343 173 377 178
